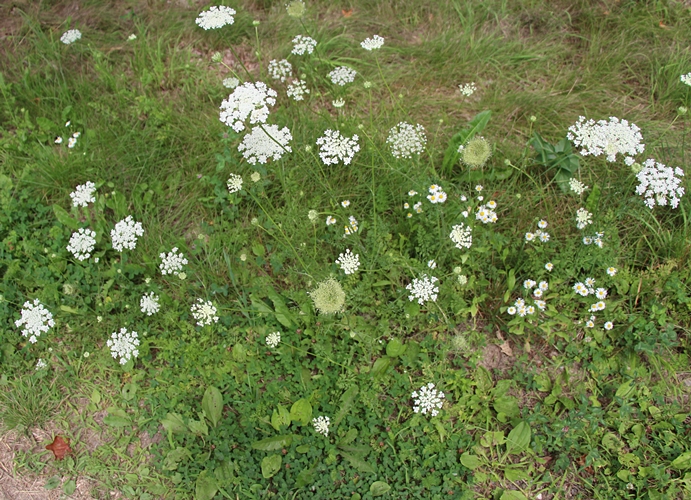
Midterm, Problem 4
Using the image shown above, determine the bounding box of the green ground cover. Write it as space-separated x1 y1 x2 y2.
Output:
1 0 691 498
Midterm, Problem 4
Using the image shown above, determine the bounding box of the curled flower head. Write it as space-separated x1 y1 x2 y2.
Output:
309 278 345 315
461 136 492 169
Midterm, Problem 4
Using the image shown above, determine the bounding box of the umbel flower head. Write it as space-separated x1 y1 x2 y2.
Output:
291 35 316 55
567 116 644 164
195 6 236 30
328 66 357 86
387 122 427 159
70 181 96 207
238 125 293 164
16 299 55 344
67 228 96 261
361 35 384 51
316 129 360 165
60 29 82 45
219 82 277 133
406 274 439 305
635 158 685 209
111 216 144 251
459 136 492 169
286 0 306 18
309 278 345 315
107 328 140 365
411 383 445 417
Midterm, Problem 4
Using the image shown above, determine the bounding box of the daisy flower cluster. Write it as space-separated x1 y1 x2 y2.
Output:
111 215 144 251
286 79 310 101
569 178 588 195
190 299 219 326
449 223 472 249
426 184 447 204
107 328 140 365
411 383 445 417
335 249 360 274
475 200 498 224
312 415 330 436
507 280 549 316
403 191 424 218
268 59 292 82
70 181 96 207
219 82 277 133
328 66 357 86
266 331 281 348
326 216 337 226
60 29 82 44
316 129 360 165
582 232 604 248
67 228 96 261
406 274 439 305
360 35 384 51
291 35 317 55
195 6 236 30
634 159 685 209
63 131 81 148
567 116 645 164
525 219 550 243
160 247 188 276
15 299 55 344
344 215 358 236
386 122 427 159
238 125 293 164
140 292 160 316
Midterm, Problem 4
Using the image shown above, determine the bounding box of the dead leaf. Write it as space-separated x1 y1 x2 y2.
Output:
46 435 72 460
499 341 513 357
342 8 353 18
659 21 669 29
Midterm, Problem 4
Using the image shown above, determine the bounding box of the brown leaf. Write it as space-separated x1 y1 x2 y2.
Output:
342 9 353 18
499 341 513 357
46 435 72 460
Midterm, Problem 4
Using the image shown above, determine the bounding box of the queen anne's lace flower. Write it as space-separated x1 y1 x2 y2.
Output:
160 247 188 276
575 208 592 230
309 278 345 315
111 216 144 251
681 72 691 86
292 35 317 55
190 299 219 326
569 178 588 195
266 331 281 348
35 358 47 370
223 77 239 89
140 292 160 316
268 59 292 82
387 122 427 159
238 125 292 164
60 29 82 44
567 116 645 163
107 328 140 365
459 82 476 96
328 66 357 86
360 35 384 51
70 181 96 207
449 224 472 249
286 79 310 101
67 228 96 261
312 415 330 436
335 249 360 274
227 173 243 193
219 82 277 133
635 159 685 209
411 383 445 416
316 130 360 165
16 299 55 344
406 274 439 305
195 6 236 30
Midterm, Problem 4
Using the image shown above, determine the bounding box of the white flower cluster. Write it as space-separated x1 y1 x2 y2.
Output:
316 129 360 165
335 248 360 274
459 82 476 96
573 277 598 297
70 181 96 207
140 292 160 316
328 66 357 86
312 415 330 436
507 297 536 317
524 219 550 243
344 215 358 236
332 98 345 108
360 35 384 51
635 159 685 209
326 216 337 226
35 358 47 370
67 228 96 261
291 35 317 55
223 77 239 89
266 331 281 348
191 299 219 326
107 328 140 365
60 29 82 44
411 383 445 417
476 201 498 224
160 247 188 276
16 299 55 344
286 79 310 101
67 131 80 148
607 267 617 276
583 231 604 248
426 184 447 204
569 178 588 195
195 6 236 30
268 59 292 82
219 82 277 133
567 116 645 164
227 173 243 193
111 216 144 251
238 125 293 164
406 274 439 305
575 208 592 230
449 223 472 249
386 122 427 159
681 72 691 86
